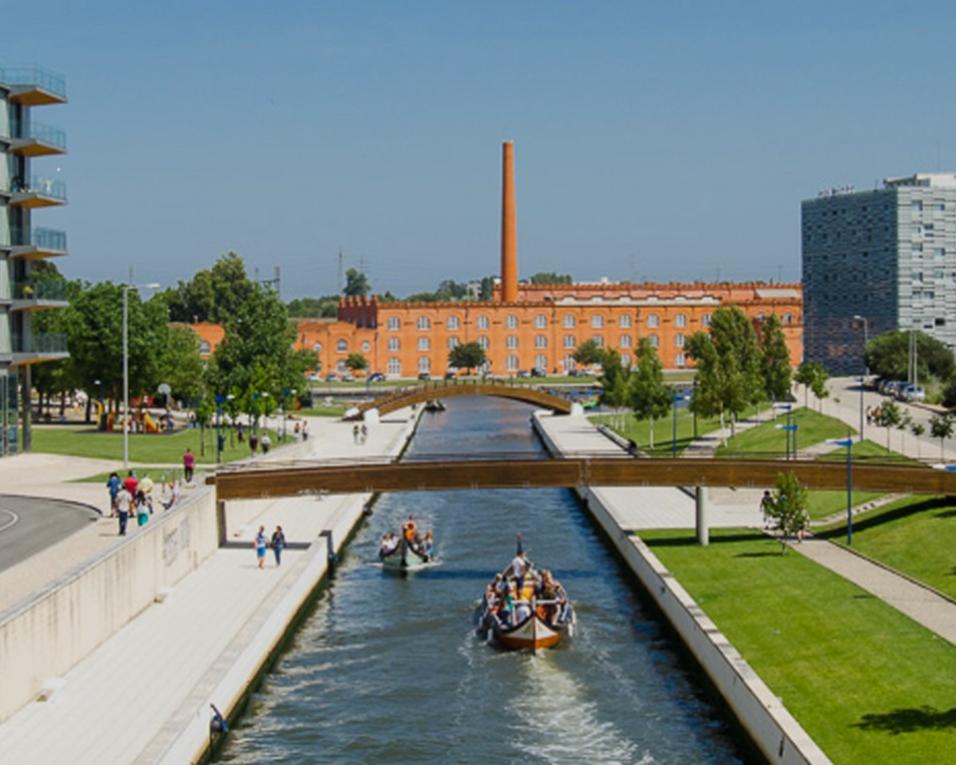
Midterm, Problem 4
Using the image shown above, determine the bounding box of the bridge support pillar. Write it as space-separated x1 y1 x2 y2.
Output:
216 499 227 547
695 486 709 546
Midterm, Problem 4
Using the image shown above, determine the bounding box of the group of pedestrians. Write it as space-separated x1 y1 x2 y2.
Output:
254 525 287 568
106 469 180 536
352 423 369 444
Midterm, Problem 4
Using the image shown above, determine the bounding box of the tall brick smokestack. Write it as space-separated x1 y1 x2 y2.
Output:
500 140 518 303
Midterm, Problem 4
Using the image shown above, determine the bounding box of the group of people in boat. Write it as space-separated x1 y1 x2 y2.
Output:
379 517 434 562
483 549 569 629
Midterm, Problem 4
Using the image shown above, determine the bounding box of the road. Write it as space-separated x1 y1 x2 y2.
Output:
0 495 100 573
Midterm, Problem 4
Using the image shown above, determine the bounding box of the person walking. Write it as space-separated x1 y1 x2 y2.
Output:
182 448 195 483
123 470 139 498
352 424 360 444
261 433 272 454
139 474 155 514
249 433 259 455
106 471 122 517
360 424 368 444
116 485 132 536
135 491 150 528
302 421 309 441
271 525 286 566
760 490 775 529
255 526 268 569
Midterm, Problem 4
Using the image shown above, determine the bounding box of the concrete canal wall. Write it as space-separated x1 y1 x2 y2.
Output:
532 412 831 765
0 486 219 723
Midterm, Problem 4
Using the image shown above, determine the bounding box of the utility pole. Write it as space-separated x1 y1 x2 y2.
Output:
337 249 344 293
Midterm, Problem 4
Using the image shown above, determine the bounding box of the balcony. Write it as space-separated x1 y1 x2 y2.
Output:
9 177 67 208
12 279 69 311
7 227 67 261
9 121 66 157
0 66 67 106
11 332 69 365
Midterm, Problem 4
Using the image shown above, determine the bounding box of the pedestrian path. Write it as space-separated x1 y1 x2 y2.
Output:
0 410 418 764
679 408 774 458
790 538 956 646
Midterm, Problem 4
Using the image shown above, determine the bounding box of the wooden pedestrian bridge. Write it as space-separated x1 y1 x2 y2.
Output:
209 452 956 502
345 379 577 420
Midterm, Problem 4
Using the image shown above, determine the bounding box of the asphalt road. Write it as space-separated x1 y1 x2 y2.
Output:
0 495 100 573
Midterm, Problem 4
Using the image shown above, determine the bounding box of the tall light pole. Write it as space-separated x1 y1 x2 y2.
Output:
852 315 869 439
123 280 160 468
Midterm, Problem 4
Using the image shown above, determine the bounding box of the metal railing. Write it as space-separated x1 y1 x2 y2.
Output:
18 120 66 150
11 332 68 354
13 176 67 201
31 226 67 251
0 66 67 98
14 280 68 301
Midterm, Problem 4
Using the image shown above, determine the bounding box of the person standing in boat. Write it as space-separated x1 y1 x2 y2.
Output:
422 531 434 558
508 549 529 598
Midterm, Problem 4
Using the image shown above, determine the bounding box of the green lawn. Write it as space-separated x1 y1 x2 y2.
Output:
299 404 347 417
75 467 185 484
817 495 956 601
642 528 956 764
591 402 765 457
716 407 854 459
31 425 281 465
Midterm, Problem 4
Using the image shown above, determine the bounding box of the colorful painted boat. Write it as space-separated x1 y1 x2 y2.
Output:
379 536 431 570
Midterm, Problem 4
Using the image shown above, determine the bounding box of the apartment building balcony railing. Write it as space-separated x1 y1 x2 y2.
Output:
9 176 67 208
1 227 68 260
12 279 69 310
9 120 66 157
11 332 69 363
0 66 67 106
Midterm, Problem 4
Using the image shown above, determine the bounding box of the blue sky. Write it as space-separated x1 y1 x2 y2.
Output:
9 1 956 297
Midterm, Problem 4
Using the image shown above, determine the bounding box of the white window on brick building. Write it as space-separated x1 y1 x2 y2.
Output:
620 334 632 348
362 341 370 353
312 342 322 353
447 336 460 349
478 335 489 350
418 357 431 373
648 334 659 348
783 313 793 325
702 313 712 327
592 335 604 347
418 337 430 351
591 315 604 329
620 314 632 328
387 316 400 331
563 314 576 328
676 352 686 367
563 335 575 348
417 316 431 330
388 337 400 351
535 335 547 348
535 354 548 370
675 313 687 328
387 358 401 375
675 333 685 348
506 354 519 371
506 314 519 329
447 315 460 330
646 313 660 328
477 315 490 330
506 335 518 349
336 339 347 352
535 314 547 329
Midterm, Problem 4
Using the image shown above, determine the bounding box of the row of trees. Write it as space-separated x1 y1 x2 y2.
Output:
32 254 315 425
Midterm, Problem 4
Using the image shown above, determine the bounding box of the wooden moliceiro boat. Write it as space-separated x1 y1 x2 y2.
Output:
378 520 433 570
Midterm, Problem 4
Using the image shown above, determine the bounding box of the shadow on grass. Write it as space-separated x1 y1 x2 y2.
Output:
734 551 781 558
643 531 765 547
817 497 951 539
854 706 956 734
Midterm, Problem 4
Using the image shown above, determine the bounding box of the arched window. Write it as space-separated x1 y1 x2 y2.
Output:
387 358 401 375
592 335 604 347
477 315 490 330
506 335 518 349
506 314 519 329
417 316 431 330
387 316 400 331
336 339 347 352
676 352 686 367
535 335 547 348
675 313 687 328
563 314 576 328
646 313 660 328
534 314 547 329
447 316 461 330
783 313 793 325
619 314 632 328
199 340 211 354
675 333 685 348
417 337 430 351
311 342 322 354
361 341 370 353
702 313 712 327
591 315 604 328
418 357 431 373
535 354 547 370
447 336 460 349
477 336 489 350
648 334 659 348
620 335 632 348
563 335 576 348
506 354 520 371
388 337 400 351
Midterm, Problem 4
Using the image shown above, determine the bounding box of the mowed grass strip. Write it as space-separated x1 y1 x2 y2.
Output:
716 407 853 459
819 495 956 601
31 426 281 465
641 528 956 764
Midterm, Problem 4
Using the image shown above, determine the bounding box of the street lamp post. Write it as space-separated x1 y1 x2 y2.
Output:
671 392 685 457
853 315 869 440
122 280 160 468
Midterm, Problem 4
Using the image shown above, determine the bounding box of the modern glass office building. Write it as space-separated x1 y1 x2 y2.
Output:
802 173 956 374
0 66 70 456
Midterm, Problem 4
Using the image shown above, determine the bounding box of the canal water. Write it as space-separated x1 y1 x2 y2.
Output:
217 398 749 764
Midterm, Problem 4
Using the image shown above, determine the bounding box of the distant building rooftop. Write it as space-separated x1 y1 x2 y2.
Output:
884 173 956 189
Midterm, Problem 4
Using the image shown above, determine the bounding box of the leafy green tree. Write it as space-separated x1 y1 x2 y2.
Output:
876 399 903 449
345 352 368 372
448 341 486 374
344 268 370 297
287 296 339 318
478 277 494 300
629 338 671 449
572 339 604 367
158 326 205 403
910 421 926 459
864 330 956 382
528 272 573 285
930 413 954 461
768 471 809 551
597 350 629 430
795 361 828 409
758 314 792 401
163 252 255 324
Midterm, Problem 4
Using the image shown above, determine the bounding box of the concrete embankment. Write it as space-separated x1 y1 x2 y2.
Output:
0 408 422 765
532 411 831 765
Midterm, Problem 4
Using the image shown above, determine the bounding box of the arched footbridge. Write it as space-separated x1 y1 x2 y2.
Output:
210 455 956 501
346 379 575 420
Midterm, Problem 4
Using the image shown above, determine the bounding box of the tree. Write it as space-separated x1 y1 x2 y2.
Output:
345 352 368 373
573 339 604 367
343 268 370 297
864 330 956 382
758 314 792 401
876 399 902 449
287 296 339 318
910 420 925 460
448 341 486 374
629 338 672 449
930 414 954 461
478 276 494 300
795 361 829 410
597 350 630 431
528 272 573 285
163 252 256 324
767 471 809 551
158 326 205 403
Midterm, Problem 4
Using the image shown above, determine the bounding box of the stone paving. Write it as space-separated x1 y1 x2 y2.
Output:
0 410 417 764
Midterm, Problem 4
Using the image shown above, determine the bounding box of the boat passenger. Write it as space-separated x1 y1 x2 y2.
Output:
422 531 434 557
509 550 529 596
514 599 532 625
402 518 417 542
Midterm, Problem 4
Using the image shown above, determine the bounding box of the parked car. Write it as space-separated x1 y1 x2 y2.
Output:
324 372 338 382
900 384 926 402
418 372 432 381
444 369 458 379
341 372 355 382
516 370 531 378
307 372 323 382
881 380 902 397
530 367 546 377
368 372 386 383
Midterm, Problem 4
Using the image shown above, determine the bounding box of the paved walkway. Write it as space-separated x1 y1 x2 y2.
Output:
679 407 774 458
791 538 956 646
0 410 418 764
